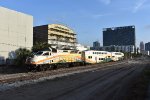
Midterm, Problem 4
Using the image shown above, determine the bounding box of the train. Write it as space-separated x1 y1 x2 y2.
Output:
26 49 124 70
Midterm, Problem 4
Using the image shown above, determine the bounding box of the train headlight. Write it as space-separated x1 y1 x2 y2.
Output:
31 61 36 64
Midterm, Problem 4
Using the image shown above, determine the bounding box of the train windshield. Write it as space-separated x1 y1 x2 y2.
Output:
35 51 43 56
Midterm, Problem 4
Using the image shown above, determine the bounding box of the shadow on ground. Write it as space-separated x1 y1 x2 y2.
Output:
0 65 28 75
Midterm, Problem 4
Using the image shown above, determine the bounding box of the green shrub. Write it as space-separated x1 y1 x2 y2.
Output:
14 48 31 67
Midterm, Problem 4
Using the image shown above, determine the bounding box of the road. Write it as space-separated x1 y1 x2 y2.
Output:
0 58 149 100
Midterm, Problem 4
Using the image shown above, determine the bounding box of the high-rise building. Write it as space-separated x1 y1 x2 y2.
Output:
92 41 100 50
0 7 33 64
33 24 77 49
140 41 144 51
145 42 150 51
103 25 136 46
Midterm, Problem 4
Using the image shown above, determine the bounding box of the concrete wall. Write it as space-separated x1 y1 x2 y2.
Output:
0 7 33 64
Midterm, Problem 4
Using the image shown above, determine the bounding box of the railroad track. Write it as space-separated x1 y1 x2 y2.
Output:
0 61 128 90
0 58 149 100
48 61 147 100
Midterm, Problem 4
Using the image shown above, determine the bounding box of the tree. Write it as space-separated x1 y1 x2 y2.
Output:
32 42 52 52
14 48 31 67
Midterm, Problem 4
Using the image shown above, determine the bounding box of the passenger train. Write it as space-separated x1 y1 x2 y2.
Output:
26 49 124 70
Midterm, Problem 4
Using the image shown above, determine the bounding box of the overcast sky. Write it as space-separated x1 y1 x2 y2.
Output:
1 0 150 47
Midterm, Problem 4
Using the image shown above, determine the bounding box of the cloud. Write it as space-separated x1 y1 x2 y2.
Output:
133 0 148 13
144 25 150 30
92 13 112 19
98 0 112 5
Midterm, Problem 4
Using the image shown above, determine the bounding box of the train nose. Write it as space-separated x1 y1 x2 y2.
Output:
26 57 32 64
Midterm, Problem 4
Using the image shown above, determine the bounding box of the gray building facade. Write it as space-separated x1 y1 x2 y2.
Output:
140 41 144 52
103 26 136 46
0 7 33 64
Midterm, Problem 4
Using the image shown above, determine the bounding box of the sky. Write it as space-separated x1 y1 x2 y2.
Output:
0 0 150 47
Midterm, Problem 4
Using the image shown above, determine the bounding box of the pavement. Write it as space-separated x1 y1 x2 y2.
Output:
146 85 150 100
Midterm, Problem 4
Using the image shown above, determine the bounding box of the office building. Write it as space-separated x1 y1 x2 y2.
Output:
103 25 136 46
34 24 77 49
92 41 100 50
140 41 144 53
76 44 90 51
140 41 144 51
0 7 33 64
145 42 150 51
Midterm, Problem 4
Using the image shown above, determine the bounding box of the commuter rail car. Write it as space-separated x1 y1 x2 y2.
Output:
26 50 124 70
82 50 112 64
111 52 124 61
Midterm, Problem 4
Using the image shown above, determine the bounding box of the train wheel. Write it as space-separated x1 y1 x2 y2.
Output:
65 63 69 68
53 65 57 69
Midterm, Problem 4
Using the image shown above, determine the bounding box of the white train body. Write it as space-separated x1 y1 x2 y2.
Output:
26 50 82 65
82 50 112 64
111 52 124 61
26 50 124 69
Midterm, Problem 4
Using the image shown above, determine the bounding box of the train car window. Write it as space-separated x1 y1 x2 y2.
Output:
88 56 92 59
79 52 81 54
115 53 121 55
35 51 43 56
43 52 49 56
108 56 110 58
93 52 94 54
51 60 53 62
63 50 68 52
